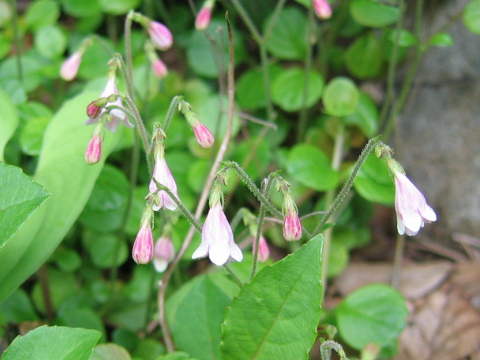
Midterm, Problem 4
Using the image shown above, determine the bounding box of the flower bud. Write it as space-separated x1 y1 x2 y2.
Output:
152 58 168 78
252 236 270 262
195 0 215 30
60 51 83 81
132 207 154 264
148 21 173 50
153 237 175 272
148 145 179 211
85 125 104 165
86 99 105 118
313 0 332 19
282 192 302 241
193 121 214 148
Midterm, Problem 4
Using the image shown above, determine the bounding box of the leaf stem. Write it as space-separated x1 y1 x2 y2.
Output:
224 265 243 287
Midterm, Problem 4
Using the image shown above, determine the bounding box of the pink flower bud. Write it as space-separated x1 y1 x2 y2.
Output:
85 134 102 164
195 5 213 30
313 0 332 19
192 202 243 266
152 58 168 78
60 51 82 81
148 21 173 50
193 122 214 148
283 210 302 241
148 148 179 211
153 237 175 272
252 236 270 262
86 101 102 119
393 170 437 236
132 218 154 264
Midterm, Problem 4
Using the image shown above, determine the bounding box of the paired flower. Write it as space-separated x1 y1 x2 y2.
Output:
132 207 155 264
393 169 437 236
313 0 332 19
282 192 302 241
195 0 215 30
192 189 243 266
148 20 173 50
85 75 133 132
149 146 179 211
60 51 83 81
153 237 175 272
252 236 270 263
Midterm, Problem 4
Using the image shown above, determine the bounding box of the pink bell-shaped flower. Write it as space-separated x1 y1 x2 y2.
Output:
153 237 175 272
313 0 332 19
149 146 179 211
193 121 214 148
252 236 270 262
132 207 154 264
85 134 102 165
60 51 83 81
152 58 168 78
148 21 173 50
195 0 215 30
393 170 437 236
192 191 243 266
282 192 302 241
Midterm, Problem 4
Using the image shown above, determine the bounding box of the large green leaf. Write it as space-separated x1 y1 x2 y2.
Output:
0 89 18 161
350 0 399 28
287 144 338 191
0 92 123 304
170 276 231 360
336 284 408 350
221 235 323 360
1 325 101 360
0 163 51 248
464 0 480 35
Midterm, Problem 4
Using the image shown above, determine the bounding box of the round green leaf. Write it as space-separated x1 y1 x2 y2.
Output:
264 7 307 60
353 153 394 205
428 32 454 47
464 0 480 34
287 144 338 191
77 40 111 79
322 77 360 117
389 29 417 47
34 25 66 59
327 241 349 278
19 117 49 156
0 53 45 93
99 0 141 15
60 0 102 17
350 0 400 28
83 232 128 268
344 92 379 137
51 247 82 272
236 65 281 110
272 68 324 112
91 344 132 360
79 164 129 233
336 284 408 350
57 307 106 340
345 32 383 78
0 289 39 323
25 0 60 32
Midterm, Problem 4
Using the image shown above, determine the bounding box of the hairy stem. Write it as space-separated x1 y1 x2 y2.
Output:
124 11 135 100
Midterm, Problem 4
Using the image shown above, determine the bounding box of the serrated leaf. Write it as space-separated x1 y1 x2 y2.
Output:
221 235 323 360
170 276 231 360
0 89 18 161
464 0 480 35
0 163 51 248
0 92 123 304
336 284 408 350
350 0 399 28
287 144 338 191
1 325 101 360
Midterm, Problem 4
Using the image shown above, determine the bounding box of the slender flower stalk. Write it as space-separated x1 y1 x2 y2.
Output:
132 206 154 264
149 145 178 211
153 237 175 272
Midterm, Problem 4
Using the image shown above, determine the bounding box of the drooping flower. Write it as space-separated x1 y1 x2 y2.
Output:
192 190 243 266
60 51 83 81
85 75 133 132
153 237 175 272
152 58 168 78
195 0 215 30
132 207 154 264
313 0 332 19
148 21 173 50
252 236 270 262
85 133 102 164
193 121 214 148
148 146 178 211
393 170 437 236
282 192 302 241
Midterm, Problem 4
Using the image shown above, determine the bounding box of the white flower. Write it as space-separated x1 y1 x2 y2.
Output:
394 170 437 236
153 237 175 272
192 203 243 266
148 151 178 211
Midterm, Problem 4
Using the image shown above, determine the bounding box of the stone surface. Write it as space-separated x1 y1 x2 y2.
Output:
395 0 480 241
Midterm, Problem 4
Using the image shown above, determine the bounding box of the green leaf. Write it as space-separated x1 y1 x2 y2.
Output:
0 92 123 304
345 32 384 79
353 153 394 205
287 144 338 191
344 92 379 137
77 40 112 80
336 284 408 350
60 0 102 17
221 235 323 360
464 0 480 35
156 353 194 360
0 289 39 323
322 77 360 117
78 164 129 233
34 25 67 59
19 117 50 156
170 276 231 360
0 53 44 93
350 0 399 28
195 94 241 139
236 65 281 110
91 344 132 360
0 89 18 161
57 307 106 341
389 29 417 47
25 0 60 32
1 325 102 360
99 0 141 15
264 7 307 60
132 339 166 360
272 67 324 112
0 163 51 248
428 32 454 47
82 232 128 268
